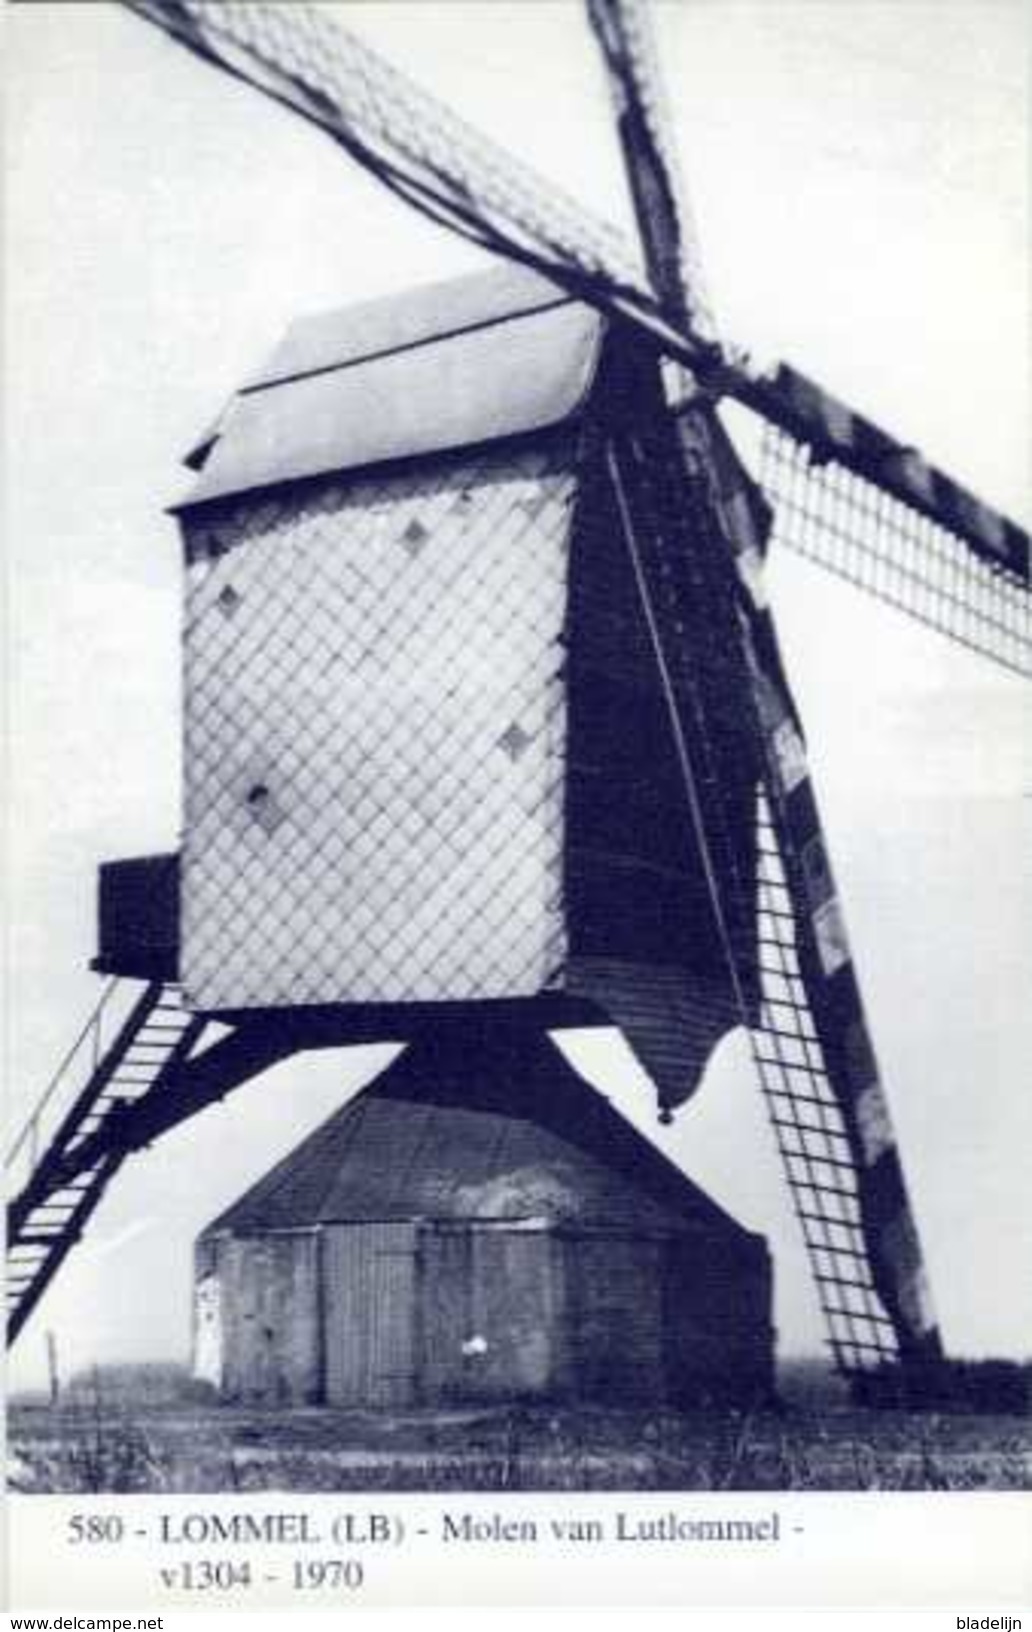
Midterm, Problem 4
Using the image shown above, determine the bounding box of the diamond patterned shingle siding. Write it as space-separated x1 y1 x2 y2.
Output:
181 442 575 1011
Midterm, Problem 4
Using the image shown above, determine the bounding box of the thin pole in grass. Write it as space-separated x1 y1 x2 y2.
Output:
501 1408 520 1491
46 1329 60 1407
90 1364 105 1492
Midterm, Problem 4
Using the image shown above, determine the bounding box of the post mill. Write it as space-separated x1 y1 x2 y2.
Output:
7 1 1029 1411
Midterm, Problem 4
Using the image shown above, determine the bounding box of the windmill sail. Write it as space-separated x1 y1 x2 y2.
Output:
596 349 938 1370
587 0 943 1370
758 415 1030 677
124 0 1031 654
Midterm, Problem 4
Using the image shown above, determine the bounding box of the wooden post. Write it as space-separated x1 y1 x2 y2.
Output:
46 1329 60 1405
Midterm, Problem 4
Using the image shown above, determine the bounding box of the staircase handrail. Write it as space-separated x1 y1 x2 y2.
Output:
6 977 123 1168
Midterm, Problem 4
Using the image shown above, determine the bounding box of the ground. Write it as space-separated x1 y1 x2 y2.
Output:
8 1363 1030 1493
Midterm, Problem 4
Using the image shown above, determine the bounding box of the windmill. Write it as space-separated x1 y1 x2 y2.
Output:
6 1 1029 1403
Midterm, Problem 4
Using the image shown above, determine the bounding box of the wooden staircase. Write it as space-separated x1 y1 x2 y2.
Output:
7 981 206 1344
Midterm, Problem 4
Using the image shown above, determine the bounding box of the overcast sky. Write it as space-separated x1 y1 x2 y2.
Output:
6 1 1029 1392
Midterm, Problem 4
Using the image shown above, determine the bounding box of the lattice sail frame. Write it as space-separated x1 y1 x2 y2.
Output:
760 425 1032 678
750 798 905 1367
125 0 651 305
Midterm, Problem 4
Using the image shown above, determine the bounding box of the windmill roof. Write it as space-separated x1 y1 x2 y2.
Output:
178 265 603 510
202 1034 756 1242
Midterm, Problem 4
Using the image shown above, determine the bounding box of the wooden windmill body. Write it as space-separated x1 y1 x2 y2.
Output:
174 266 753 1093
171 262 771 1407
7 1 1029 1406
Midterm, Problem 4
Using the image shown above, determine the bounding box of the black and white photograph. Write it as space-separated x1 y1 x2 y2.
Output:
5 0 1030 1608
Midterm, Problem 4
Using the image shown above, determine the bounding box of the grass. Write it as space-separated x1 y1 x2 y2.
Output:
8 1360 1030 1494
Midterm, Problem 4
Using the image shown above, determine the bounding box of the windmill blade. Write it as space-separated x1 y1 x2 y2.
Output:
125 0 1029 672
121 0 675 346
585 0 717 340
587 0 1028 676
747 791 911 1375
580 2 943 1376
755 405 1031 680
121 0 716 372
604 340 943 1378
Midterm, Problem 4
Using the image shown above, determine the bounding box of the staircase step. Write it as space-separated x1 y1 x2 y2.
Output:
7 980 201 1342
